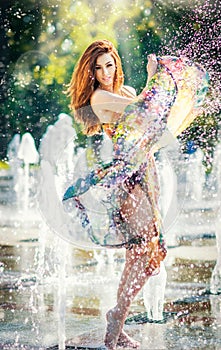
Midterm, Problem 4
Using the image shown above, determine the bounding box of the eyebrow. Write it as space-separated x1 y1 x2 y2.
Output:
95 61 113 67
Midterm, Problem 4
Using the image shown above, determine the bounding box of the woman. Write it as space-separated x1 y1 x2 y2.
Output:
66 40 208 349
67 39 167 349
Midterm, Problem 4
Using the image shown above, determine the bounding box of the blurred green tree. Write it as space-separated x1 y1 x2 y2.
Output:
0 0 220 170
0 0 45 157
121 0 220 172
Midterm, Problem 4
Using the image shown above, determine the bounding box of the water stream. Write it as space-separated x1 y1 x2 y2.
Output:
0 118 221 349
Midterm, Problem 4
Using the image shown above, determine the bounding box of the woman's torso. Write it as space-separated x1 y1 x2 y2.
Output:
101 85 136 139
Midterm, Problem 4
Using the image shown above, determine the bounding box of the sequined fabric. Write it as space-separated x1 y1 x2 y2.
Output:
63 55 209 255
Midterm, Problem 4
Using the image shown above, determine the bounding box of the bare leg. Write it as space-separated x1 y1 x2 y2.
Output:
105 249 151 349
115 254 140 348
104 184 161 349
117 330 140 348
117 253 131 300
117 183 155 300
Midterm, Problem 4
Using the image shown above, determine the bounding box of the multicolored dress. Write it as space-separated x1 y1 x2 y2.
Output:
63 55 209 274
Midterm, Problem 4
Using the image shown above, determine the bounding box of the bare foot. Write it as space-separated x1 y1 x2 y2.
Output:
104 308 124 350
117 330 140 348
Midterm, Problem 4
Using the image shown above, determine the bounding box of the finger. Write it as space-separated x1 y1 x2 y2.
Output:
147 53 157 60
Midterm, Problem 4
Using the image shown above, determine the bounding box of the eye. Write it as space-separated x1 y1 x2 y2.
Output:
95 66 101 70
107 63 114 67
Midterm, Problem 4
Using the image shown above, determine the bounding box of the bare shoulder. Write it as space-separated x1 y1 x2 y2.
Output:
90 87 134 123
122 85 137 98
90 88 111 105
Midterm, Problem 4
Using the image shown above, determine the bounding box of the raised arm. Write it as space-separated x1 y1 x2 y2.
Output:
146 54 158 84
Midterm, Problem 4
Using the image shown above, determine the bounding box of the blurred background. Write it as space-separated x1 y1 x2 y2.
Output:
0 1 221 348
0 0 220 173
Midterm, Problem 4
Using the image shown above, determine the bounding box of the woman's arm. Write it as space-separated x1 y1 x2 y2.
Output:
146 54 158 84
90 89 134 123
90 55 158 124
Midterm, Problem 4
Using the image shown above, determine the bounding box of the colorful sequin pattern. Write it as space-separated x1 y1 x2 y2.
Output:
63 55 209 248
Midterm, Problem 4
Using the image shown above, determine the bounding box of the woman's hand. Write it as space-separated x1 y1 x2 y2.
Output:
146 54 158 83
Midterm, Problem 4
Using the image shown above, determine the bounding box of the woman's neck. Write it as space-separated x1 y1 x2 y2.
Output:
98 84 113 92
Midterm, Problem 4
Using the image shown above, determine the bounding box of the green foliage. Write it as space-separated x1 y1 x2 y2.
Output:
1 0 220 169
121 0 221 171
178 85 221 174
0 0 46 157
0 161 10 170
179 114 219 173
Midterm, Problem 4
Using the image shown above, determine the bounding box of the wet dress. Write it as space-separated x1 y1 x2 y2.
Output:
63 55 209 275
102 121 167 275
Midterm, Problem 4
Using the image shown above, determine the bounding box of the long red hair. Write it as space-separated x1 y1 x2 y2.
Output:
67 40 124 135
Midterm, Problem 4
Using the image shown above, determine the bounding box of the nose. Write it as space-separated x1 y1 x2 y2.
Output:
102 67 109 76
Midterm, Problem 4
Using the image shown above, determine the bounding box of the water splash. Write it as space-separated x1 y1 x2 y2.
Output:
159 0 220 114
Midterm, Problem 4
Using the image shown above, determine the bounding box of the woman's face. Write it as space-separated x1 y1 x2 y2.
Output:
95 53 116 90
